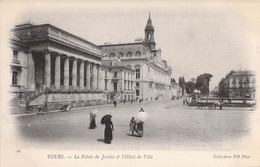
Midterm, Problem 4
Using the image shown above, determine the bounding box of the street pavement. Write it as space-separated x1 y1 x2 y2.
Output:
9 99 252 150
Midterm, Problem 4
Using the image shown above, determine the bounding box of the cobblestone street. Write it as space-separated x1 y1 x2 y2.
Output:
11 99 252 150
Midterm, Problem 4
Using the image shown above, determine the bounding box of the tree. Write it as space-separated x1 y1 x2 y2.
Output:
195 73 213 96
210 86 219 97
179 76 185 95
171 78 176 83
185 81 196 96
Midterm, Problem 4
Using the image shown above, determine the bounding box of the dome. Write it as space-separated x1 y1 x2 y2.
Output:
145 23 154 30
145 13 154 30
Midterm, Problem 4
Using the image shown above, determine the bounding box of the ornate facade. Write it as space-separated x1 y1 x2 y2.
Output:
218 70 256 99
10 14 173 112
99 14 172 100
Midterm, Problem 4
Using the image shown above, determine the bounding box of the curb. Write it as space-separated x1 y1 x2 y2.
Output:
9 103 114 117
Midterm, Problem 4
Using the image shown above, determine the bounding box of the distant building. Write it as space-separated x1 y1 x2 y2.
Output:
99 13 172 100
101 58 135 102
218 70 256 99
171 82 181 98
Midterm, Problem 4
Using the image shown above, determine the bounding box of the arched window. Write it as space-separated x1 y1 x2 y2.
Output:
119 52 123 58
110 53 115 58
136 51 141 57
127 52 132 57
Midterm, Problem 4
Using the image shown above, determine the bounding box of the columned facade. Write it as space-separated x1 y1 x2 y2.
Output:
40 53 102 91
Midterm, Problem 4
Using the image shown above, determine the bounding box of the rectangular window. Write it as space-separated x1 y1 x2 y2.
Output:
90 77 93 88
114 72 117 77
90 65 93 75
12 71 18 85
105 71 107 78
136 82 139 87
136 69 140 79
136 90 139 96
13 50 18 61
105 80 108 90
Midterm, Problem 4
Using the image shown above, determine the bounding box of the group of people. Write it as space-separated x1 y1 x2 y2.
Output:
88 108 147 144
129 108 147 137
183 98 191 106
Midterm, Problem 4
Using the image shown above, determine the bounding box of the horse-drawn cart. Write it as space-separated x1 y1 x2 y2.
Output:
196 102 220 110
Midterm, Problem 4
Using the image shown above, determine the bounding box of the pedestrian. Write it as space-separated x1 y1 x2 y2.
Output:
219 101 223 110
183 99 186 105
123 99 126 104
131 99 133 104
114 100 117 108
89 110 98 129
135 108 147 137
101 115 114 144
186 99 189 106
129 117 136 136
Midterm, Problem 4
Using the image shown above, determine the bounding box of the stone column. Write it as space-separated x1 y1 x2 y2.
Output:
79 61 84 89
44 51 51 87
27 52 35 91
86 62 90 90
97 64 101 90
92 63 97 90
55 55 61 90
64 57 70 90
72 58 77 89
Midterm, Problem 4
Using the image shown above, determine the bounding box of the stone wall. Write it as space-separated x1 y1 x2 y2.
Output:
28 91 104 112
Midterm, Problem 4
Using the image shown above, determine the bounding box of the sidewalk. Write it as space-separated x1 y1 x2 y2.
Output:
8 103 114 117
8 98 175 117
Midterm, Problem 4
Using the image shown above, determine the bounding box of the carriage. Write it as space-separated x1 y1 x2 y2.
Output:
196 102 220 110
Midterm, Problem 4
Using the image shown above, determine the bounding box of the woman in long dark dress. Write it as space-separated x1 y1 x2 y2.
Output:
89 115 97 129
89 110 98 129
104 119 114 144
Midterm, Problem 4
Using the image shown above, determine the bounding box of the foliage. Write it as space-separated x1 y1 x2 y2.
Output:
179 76 185 95
195 73 213 96
185 81 196 96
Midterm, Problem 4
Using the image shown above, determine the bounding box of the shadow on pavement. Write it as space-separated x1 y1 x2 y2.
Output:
126 134 142 138
97 138 104 143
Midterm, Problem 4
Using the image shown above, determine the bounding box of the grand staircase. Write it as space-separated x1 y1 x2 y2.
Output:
18 85 48 107
109 91 121 101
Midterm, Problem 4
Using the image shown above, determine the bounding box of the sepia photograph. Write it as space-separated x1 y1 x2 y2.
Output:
0 0 259 166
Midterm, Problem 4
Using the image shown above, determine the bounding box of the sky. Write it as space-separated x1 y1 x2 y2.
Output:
1 1 259 90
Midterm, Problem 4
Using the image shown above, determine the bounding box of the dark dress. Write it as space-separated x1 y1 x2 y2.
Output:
136 122 144 136
104 121 114 144
89 116 97 129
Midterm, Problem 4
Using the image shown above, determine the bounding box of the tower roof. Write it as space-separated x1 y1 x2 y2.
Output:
145 12 154 30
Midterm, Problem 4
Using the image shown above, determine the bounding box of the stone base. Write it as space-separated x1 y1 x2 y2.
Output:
26 91 105 113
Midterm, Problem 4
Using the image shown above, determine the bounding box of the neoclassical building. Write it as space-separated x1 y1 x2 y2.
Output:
99 14 172 100
10 14 173 112
10 23 105 111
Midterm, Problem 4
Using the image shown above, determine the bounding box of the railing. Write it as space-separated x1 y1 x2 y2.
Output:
22 85 48 104
114 92 121 100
